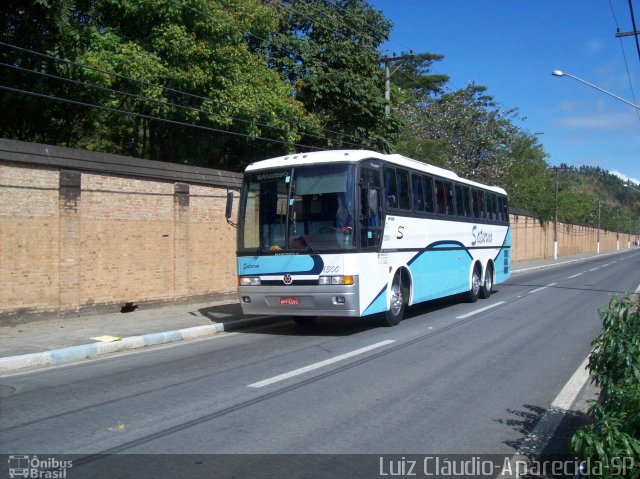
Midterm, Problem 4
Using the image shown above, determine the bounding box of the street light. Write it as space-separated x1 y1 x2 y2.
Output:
551 70 640 111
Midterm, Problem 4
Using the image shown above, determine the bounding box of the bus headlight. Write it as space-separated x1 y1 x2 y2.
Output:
239 277 261 286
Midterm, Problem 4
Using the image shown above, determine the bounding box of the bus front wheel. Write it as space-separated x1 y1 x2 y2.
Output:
383 271 407 327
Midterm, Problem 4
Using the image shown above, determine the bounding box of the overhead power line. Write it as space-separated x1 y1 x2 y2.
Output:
0 41 365 145
0 61 367 149
0 84 327 151
608 0 640 123
627 0 640 63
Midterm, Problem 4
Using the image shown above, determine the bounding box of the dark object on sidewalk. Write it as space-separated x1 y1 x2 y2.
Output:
121 302 139 313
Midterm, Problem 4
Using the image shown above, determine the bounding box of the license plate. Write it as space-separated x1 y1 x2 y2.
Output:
280 297 300 305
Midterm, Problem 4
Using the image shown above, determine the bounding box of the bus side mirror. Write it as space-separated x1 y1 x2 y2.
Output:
225 191 236 227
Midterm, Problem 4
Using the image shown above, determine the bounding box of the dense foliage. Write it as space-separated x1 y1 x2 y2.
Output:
571 295 640 479
1 0 319 170
1 0 639 225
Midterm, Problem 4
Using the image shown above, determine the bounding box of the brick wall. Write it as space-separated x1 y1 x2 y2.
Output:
0 139 634 321
509 211 624 262
0 139 241 321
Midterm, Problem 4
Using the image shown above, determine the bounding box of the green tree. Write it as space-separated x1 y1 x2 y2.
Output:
388 52 449 99
397 85 519 180
501 133 554 221
396 84 558 220
267 0 399 151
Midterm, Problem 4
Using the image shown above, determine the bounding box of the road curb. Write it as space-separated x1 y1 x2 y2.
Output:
511 249 633 275
3 249 636 375
0 315 277 375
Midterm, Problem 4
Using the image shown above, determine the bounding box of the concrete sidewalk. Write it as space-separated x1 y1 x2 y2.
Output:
1 248 635 374
0 295 278 374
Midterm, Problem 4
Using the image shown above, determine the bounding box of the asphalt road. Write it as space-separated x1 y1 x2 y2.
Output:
2 250 639 478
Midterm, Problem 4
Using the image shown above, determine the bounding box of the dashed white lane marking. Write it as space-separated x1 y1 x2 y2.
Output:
248 340 396 388
455 301 505 319
528 282 557 294
567 272 584 279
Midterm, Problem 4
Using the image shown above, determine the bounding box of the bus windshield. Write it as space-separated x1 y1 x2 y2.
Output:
238 164 356 253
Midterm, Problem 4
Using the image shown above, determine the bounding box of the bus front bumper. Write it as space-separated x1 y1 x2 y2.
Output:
237 284 360 317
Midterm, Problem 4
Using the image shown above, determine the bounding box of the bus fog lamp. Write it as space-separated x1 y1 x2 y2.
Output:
242 296 251 303
335 296 346 304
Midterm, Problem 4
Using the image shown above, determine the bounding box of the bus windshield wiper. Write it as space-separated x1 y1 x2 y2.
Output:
297 232 319 254
289 218 319 254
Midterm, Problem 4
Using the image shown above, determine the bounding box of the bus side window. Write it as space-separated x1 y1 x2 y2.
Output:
498 196 508 222
397 170 411 210
435 180 446 215
444 181 454 215
383 167 397 208
424 176 434 213
455 184 465 216
412 174 424 212
472 189 485 219
463 186 471 217
486 193 495 220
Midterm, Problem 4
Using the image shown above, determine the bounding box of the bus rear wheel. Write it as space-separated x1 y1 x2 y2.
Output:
382 271 407 327
480 264 493 299
466 264 481 303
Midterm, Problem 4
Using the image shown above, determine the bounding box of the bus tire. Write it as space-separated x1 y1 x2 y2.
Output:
466 264 481 303
383 271 406 327
480 263 493 299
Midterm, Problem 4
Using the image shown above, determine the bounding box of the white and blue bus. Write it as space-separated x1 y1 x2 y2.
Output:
232 150 510 326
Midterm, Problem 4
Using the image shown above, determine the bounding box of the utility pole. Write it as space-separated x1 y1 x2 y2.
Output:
596 197 601 254
382 53 417 117
554 167 559 260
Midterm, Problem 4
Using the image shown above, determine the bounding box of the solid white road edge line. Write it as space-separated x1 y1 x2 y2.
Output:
551 355 591 410
497 355 592 478
248 340 396 388
517 355 591 455
455 301 505 319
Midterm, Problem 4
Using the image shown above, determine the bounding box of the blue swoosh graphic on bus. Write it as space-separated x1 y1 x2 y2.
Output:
363 286 388 316
365 232 512 316
408 241 474 263
238 255 324 276
427 240 467 250
493 227 511 261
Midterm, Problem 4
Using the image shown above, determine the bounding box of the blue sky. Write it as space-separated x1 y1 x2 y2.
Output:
370 0 640 185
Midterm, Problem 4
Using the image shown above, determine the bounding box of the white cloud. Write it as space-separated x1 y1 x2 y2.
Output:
611 170 640 186
554 111 635 131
